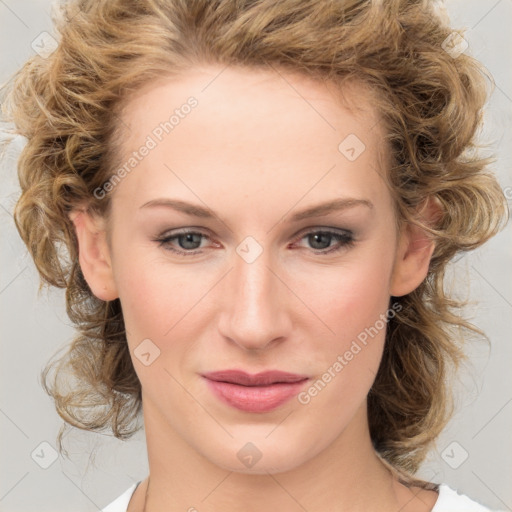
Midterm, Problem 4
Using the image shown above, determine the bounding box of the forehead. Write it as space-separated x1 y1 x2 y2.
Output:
120 64 384 143
111 65 390 211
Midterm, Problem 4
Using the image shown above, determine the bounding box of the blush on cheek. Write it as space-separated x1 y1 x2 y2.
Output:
115 267 164 342
313 270 392 401
117 263 210 353
327 271 390 341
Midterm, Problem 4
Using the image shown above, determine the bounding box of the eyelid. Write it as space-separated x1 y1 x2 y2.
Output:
155 226 354 243
290 227 355 253
292 225 353 240
154 225 356 257
153 228 216 254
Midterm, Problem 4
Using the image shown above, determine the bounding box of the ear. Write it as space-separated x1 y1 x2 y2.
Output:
389 197 442 297
69 208 118 301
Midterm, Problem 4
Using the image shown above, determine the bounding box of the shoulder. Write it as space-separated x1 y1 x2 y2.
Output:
101 482 139 512
433 484 504 512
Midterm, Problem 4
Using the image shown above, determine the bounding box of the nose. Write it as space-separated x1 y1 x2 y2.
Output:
217 246 292 352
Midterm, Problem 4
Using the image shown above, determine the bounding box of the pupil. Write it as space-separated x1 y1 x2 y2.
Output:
309 233 331 250
180 233 201 249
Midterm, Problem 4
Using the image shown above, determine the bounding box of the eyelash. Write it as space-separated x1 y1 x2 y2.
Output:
153 228 355 256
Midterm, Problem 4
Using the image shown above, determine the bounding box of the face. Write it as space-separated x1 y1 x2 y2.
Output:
73 65 433 474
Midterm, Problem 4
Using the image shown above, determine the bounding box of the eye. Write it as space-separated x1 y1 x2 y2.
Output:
154 229 211 255
153 227 355 257
293 229 355 254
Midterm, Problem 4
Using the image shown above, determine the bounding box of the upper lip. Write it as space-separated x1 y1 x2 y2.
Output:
201 370 309 386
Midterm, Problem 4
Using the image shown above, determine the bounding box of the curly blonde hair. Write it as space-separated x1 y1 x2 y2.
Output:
1 0 508 479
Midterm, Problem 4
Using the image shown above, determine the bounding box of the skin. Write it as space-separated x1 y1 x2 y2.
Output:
71 65 439 511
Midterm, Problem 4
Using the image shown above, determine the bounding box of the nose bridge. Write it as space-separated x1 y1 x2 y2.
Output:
218 243 290 350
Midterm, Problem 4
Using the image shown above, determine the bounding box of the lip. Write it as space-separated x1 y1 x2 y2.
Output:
201 370 310 413
202 370 309 386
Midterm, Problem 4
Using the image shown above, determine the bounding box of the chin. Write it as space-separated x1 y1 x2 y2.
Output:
215 452 305 475
199 429 319 476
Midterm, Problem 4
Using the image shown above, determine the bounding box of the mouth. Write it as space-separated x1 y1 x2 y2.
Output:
201 370 310 412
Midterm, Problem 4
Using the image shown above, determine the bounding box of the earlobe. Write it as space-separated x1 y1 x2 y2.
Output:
389 198 441 297
69 209 118 301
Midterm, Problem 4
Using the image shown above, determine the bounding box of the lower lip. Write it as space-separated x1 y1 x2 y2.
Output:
203 377 309 413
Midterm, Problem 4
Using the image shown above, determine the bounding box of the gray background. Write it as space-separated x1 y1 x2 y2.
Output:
1 0 511 511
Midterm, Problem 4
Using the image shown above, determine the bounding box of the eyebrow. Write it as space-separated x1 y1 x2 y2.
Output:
139 197 373 221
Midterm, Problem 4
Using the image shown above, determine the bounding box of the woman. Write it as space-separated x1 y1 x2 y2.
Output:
1 0 508 511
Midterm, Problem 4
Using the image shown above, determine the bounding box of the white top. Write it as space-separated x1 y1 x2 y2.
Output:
101 482 504 512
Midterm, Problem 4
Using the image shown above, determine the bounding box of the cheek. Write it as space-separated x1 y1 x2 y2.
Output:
114 264 164 338
301 246 395 343
112 258 209 393
115 262 198 338
112 242 219 366
298 245 395 398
